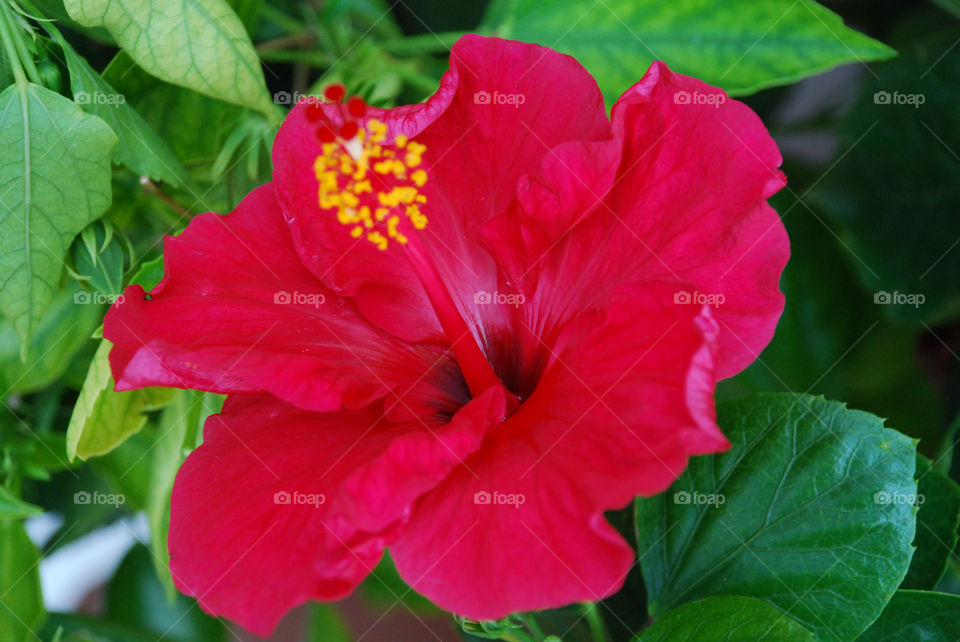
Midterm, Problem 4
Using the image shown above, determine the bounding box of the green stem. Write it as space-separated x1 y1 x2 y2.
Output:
519 614 547 641
20 0 63 41
380 31 469 55
583 602 608 642
0 1 28 85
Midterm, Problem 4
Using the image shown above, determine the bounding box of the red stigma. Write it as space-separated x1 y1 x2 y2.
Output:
347 96 367 118
304 99 324 122
323 83 346 102
316 125 337 143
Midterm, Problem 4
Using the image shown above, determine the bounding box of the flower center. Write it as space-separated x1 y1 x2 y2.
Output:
308 85 514 406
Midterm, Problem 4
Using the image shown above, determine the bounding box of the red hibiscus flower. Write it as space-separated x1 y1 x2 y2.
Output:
104 35 787 635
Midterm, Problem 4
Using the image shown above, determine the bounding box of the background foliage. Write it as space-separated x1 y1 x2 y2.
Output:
0 0 958 640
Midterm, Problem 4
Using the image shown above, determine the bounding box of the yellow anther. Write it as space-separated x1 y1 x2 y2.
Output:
314 118 428 251
367 230 388 250
368 120 387 143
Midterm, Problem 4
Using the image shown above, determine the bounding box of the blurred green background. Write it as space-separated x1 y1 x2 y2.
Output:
1 0 958 640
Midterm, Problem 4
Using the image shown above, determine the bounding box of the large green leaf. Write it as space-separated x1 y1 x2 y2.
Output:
0 520 45 640
481 0 895 100
63 0 274 116
636 394 917 641
901 455 960 589
810 25 960 323
59 39 191 188
635 596 815 641
0 82 116 355
858 590 960 640
66 338 175 461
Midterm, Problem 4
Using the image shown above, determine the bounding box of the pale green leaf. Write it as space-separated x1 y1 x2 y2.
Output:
64 0 275 116
66 338 175 461
0 82 116 355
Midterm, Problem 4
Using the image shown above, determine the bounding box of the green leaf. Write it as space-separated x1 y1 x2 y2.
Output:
0 487 41 519
0 284 102 394
306 604 352 642
930 0 960 19
70 221 126 296
635 596 815 641
66 338 175 461
0 82 116 355
901 455 960 589
225 0 263 32
41 612 166 642
481 0 895 100
0 520 45 640
128 255 165 292
636 394 917 641
858 590 960 640
0 39 13 89
810 25 960 323
146 390 223 596
59 39 191 188
103 52 243 169
63 0 275 117
107 545 226 641
361 553 443 616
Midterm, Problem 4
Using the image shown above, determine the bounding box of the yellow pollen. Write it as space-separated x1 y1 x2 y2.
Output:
314 118 428 251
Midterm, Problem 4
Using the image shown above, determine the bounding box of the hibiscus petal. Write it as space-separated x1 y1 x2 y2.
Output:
391 282 725 618
271 35 612 344
104 184 462 413
604 61 789 378
169 386 507 635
